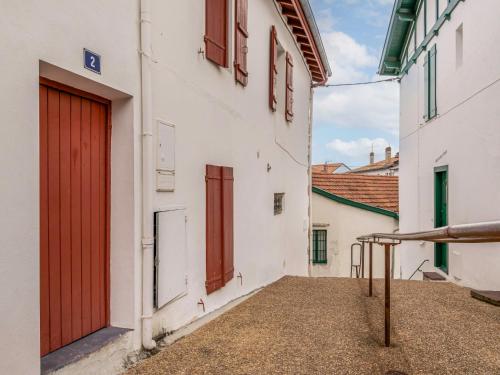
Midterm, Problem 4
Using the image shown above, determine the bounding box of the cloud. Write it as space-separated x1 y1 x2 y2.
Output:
315 81 399 134
321 31 378 83
326 137 394 160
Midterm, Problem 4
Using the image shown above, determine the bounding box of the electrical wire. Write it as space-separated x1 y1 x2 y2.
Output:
322 77 400 87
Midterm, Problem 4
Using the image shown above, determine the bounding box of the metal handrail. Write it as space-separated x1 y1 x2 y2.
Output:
355 220 500 348
408 259 429 280
357 221 500 243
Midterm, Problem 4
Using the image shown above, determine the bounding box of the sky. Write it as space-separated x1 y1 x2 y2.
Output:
310 0 399 169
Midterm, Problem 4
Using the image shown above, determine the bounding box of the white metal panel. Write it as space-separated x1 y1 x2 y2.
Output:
156 170 175 192
156 209 187 309
157 120 175 171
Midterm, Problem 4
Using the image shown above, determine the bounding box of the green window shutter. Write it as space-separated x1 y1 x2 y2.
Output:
312 230 327 264
429 45 437 118
423 52 429 121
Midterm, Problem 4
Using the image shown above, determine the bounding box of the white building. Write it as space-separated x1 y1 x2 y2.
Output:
379 0 500 289
350 147 399 176
312 162 351 174
311 173 399 278
0 1 330 374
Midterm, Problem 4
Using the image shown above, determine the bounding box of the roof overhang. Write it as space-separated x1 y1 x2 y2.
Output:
276 0 332 85
378 0 417 76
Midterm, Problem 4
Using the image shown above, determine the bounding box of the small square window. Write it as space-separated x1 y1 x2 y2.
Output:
274 193 285 215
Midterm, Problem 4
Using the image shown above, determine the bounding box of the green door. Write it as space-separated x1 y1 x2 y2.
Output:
434 167 448 273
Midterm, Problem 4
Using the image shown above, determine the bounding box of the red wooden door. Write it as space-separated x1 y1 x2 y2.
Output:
39 79 110 356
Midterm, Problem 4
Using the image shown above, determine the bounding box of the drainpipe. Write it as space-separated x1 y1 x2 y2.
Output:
307 85 314 276
140 0 156 351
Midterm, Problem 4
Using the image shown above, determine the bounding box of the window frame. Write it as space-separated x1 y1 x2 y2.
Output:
312 229 328 264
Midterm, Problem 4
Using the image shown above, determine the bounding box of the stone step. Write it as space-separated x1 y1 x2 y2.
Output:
471 290 500 306
422 272 446 281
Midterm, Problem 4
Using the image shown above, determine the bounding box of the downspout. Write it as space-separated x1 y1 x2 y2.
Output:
140 0 156 351
307 85 314 276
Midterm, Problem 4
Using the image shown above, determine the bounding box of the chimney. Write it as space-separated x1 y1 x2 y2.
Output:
385 146 392 161
369 151 375 164
323 162 327 172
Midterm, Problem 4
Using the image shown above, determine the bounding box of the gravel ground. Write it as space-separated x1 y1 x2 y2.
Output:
126 277 500 375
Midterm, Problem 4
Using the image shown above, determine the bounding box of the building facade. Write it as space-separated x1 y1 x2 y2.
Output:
379 0 500 289
311 173 399 278
312 162 351 174
0 1 330 374
350 147 399 176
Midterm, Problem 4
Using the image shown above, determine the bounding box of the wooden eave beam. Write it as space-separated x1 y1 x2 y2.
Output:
292 27 307 37
297 35 309 44
278 0 328 83
287 17 302 27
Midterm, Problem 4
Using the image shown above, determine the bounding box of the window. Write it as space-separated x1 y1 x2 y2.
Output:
274 193 284 215
205 165 234 294
234 0 248 85
205 0 228 67
312 230 327 264
424 44 437 120
456 24 463 68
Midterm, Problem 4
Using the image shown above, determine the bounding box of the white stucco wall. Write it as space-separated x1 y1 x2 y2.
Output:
148 0 311 335
0 1 142 374
0 1 315 373
311 194 399 279
398 0 500 289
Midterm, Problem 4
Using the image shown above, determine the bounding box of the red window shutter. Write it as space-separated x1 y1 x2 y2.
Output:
221 167 234 284
205 165 223 294
205 0 228 67
269 26 278 111
205 165 234 294
234 0 249 86
285 52 294 122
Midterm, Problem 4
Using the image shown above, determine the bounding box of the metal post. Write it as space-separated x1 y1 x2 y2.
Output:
361 242 365 278
369 242 373 297
384 243 391 347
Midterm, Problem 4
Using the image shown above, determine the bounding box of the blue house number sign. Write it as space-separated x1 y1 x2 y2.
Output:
84 49 101 74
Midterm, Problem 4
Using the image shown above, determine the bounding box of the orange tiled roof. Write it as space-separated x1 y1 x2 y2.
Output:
312 172 399 213
350 156 399 174
312 163 346 174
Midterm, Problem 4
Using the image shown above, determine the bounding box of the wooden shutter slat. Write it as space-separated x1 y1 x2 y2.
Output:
269 26 278 111
222 167 234 284
286 52 294 122
206 165 224 294
205 0 228 67
235 0 248 86
205 165 234 294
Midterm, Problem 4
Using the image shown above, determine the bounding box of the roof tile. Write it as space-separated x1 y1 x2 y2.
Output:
312 172 399 213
